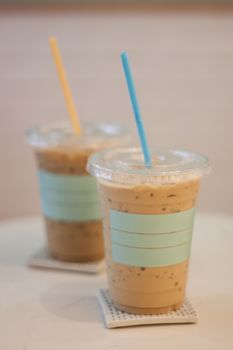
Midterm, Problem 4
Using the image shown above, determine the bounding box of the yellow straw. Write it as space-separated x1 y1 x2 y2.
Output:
49 37 81 135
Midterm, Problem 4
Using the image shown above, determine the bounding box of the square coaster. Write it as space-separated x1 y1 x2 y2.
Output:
97 289 198 328
28 247 105 274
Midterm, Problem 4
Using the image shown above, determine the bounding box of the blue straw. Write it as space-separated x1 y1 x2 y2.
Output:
120 52 152 167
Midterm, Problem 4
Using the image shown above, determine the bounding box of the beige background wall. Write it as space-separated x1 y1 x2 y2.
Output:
0 9 232 219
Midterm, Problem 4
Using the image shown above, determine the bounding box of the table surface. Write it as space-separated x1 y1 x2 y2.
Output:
0 212 233 350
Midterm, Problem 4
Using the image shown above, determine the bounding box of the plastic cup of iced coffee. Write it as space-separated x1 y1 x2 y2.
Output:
27 121 129 262
87 147 210 314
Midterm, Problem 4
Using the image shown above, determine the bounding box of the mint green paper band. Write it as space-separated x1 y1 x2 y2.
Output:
110 208 195 267
38 170 101 222
111 227 192 249
110 208 194 234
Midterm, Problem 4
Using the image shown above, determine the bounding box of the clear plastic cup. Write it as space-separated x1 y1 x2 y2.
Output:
87 147 210 314
27 121 129 262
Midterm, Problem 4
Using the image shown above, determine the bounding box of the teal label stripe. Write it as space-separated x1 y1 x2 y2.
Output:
38 170 101 222
110 208 195 267
110 209 194 234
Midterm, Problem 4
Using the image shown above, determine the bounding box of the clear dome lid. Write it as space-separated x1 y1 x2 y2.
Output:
87 147 210 185
26 120 129 150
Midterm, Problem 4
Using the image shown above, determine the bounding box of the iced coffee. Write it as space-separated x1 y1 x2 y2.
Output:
87 147 209 313
27 121 129 262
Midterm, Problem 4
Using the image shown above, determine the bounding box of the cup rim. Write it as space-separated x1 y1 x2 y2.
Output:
26 120 129 150
87 147 210 185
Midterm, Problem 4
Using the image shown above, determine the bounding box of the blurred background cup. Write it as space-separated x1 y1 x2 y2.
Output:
88 147 210 314
26 120 129 262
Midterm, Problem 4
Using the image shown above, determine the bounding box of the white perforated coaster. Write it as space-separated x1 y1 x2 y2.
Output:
97 289 198 328
28 247 105 274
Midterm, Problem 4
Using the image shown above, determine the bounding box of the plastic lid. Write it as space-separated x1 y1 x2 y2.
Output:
87 147 210 185
26 120 129 150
